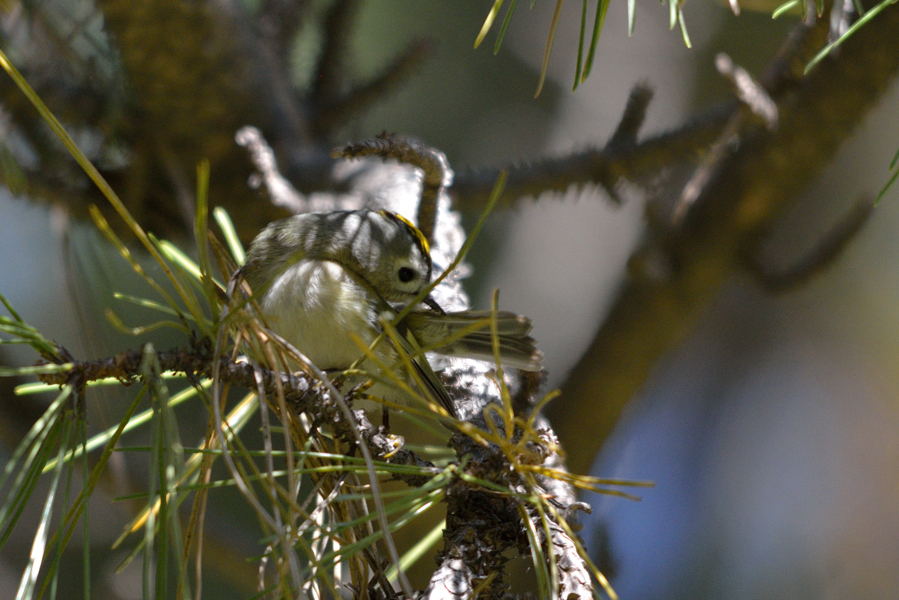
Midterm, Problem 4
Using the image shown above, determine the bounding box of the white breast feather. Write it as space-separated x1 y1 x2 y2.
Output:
259 260 376 370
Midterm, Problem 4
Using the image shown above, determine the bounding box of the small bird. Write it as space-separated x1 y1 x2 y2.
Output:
238 209 541 418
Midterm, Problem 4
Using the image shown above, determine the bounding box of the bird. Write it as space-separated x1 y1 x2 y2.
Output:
238 209 542 418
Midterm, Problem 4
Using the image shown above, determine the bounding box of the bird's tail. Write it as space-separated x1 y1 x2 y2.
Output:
406 310 543 372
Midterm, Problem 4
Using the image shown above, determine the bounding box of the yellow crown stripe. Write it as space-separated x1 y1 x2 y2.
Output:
381 210 431 256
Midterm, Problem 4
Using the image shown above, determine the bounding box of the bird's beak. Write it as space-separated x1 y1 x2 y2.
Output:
423 294 446 315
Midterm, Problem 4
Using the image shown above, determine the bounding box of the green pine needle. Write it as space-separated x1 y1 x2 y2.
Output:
805 0 898 74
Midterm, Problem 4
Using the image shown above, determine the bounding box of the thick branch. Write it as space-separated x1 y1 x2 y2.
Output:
311 0 360 103
548 7 899 474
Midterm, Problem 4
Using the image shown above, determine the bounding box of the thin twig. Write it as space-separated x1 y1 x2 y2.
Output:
331 133 451 243
607 84 654 148
315 39 432 137
450 96 734 210
744 194 875 293
716 53 779 130
672 53 780 223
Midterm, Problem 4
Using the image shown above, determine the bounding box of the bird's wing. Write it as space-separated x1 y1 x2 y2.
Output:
407 310 543 372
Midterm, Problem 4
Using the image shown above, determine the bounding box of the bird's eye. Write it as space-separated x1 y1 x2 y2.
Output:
397 267 416 283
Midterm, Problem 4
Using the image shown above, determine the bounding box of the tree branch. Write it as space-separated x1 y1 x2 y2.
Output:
743 194 875 293
548 5 899 474
36 341 440 487
450 97 734 209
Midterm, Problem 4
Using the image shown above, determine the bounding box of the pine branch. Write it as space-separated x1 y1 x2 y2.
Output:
35 340 440 487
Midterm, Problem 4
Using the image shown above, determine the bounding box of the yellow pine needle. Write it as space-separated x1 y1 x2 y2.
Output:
475 0 505 48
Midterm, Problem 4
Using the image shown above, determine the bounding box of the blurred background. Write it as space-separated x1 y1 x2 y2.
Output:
0 0 897 597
